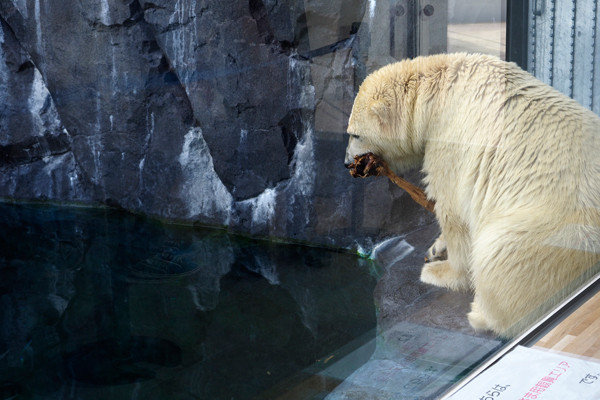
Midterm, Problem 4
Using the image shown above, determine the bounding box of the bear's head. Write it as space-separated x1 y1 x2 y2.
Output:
344 61 427 175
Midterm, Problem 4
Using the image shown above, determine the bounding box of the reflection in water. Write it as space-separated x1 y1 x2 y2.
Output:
64 336 182 385
0 203 377 399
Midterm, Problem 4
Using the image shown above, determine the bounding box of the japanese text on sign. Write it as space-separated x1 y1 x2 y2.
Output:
477 384 510 399
519 361 570 399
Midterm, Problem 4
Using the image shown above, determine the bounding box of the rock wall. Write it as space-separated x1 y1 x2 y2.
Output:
0 0 436 249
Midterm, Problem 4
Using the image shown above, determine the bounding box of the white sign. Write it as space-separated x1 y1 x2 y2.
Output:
452 346 600 399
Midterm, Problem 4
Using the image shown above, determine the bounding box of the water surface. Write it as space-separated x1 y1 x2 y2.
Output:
0 203 377 399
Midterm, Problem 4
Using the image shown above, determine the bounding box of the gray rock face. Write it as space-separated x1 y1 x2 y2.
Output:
0 0 436 249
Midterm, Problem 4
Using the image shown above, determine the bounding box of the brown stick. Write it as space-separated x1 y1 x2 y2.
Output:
347 153 436 213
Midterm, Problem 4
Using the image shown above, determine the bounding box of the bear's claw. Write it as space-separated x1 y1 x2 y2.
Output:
425 235 448 263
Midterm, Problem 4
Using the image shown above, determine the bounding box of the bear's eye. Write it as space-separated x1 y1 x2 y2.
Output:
350 134 360 140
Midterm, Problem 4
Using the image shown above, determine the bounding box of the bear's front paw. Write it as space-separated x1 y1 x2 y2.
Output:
420 260 470 291
425 235 447 262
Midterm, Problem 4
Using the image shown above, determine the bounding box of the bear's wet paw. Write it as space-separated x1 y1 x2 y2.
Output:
420 260 469 291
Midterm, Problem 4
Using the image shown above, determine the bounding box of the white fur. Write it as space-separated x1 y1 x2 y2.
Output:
346 53 600 337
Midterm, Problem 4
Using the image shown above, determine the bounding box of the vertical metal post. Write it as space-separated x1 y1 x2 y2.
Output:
552 0 576 97
527 0 599 113
571 0 597 110
416 0 447 56
506 0 529 69
390 0 410 60
388 0 448 61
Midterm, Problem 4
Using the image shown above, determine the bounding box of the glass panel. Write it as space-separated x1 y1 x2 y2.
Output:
448 1 506 58
1 0 599 399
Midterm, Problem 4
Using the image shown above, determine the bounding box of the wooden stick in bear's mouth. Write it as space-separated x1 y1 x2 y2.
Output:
347 152 436 213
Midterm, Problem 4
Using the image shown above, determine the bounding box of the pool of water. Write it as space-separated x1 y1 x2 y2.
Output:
0 203 378 400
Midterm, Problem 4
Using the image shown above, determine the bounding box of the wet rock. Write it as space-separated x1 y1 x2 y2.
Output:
0 0 436 249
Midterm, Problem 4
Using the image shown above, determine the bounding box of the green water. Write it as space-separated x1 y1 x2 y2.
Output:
0 203 377 400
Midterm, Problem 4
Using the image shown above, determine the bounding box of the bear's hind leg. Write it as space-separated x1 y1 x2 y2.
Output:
467 221 595 336
467 237 538 335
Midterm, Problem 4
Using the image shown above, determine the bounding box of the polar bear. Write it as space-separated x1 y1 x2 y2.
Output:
345 53 600 336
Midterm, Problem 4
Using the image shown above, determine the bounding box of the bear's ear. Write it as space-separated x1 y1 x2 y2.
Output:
369 100 392 127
